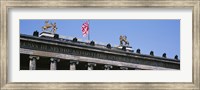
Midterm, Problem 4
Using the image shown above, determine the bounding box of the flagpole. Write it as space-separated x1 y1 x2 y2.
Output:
88 20 90 41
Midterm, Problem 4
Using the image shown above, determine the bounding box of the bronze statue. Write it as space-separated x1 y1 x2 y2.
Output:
51 22 57 33
120 35 129 46
42 20 52 31
42 20 57 33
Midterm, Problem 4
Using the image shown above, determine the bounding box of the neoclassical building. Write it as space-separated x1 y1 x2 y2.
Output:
20 31 180 70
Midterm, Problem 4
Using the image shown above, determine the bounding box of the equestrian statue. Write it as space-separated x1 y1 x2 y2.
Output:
42 20 57 33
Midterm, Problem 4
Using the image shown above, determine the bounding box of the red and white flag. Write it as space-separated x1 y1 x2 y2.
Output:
81 21 89 37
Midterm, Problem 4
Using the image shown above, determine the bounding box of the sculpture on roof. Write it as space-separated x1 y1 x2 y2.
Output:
42 20 52 31
42 20 57 33
51 22 57 33
120 35 129 46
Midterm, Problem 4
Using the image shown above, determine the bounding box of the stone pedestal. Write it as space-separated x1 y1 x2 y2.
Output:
40 31 55 38
29 56 39 70
117 45 133 52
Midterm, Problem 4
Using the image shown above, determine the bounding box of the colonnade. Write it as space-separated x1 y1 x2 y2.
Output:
29 55 133 70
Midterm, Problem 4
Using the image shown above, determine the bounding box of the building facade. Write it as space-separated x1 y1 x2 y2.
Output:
20 33 180 70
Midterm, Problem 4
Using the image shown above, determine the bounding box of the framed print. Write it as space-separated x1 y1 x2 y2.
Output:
0 0 199 90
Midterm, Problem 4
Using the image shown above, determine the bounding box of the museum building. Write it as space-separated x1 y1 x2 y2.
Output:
20 31 180 70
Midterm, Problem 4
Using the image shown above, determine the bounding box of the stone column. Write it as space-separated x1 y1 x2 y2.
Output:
70 61 79 70
88 63 96 70
29 56 39 70
104 65 113 70
50 58 60 70
120 67 128 70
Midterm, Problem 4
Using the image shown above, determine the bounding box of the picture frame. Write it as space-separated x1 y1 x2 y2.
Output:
0 0 199 90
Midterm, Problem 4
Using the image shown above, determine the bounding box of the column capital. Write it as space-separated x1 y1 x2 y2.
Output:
29 55 39 60
50 57 60 62
120 67 128 70
88 63 96 67
70 60 79 65
104 65 113 70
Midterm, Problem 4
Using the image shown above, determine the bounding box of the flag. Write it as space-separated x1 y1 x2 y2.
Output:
81 21 89 37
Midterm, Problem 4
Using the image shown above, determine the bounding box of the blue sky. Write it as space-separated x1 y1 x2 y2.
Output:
20 19 180 59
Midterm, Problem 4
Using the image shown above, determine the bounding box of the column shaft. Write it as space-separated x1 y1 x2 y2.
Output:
29 58 36 70
88 66 93 70
70 64 76 70
88 63 96 70
50 58 60 70
29 56 39 70
69 61 79 70
50 60 57 70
